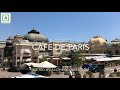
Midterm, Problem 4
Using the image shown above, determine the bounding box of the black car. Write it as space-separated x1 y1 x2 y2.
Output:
8 67 20 72
19 65 30 74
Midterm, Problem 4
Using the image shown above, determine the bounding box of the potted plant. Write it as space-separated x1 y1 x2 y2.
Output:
99 70 105 78
75 71 81 78
109 73 116 77
116 72 120 77
47 70 52 76
89 73 94 78
83 74 89 78
86 71 94 78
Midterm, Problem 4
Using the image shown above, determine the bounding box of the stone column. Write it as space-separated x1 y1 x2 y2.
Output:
20 49 23 64
57 59 58 65
1 49 4 67
15 45 17 67
37 55 39 63
31 52 33 62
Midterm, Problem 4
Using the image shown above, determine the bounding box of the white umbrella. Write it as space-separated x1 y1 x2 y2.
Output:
21 62 40 67
37 61 57 68
36 61 57 76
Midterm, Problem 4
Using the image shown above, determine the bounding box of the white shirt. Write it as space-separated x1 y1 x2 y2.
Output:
29 67 32 70
69 70 73 76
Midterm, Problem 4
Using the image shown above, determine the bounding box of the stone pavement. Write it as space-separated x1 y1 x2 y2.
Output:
0 66 120 78
49 73 69 78
0 71 22 78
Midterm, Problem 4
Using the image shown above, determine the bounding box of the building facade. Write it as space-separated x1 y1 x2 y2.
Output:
88 36 107 53
0 29 118 67
107 38 120 55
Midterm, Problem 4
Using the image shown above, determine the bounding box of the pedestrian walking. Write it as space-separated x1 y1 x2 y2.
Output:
69 70 73 78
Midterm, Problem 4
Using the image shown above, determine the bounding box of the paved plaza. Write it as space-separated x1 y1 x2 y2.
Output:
0 66 120 78
0 71 22 78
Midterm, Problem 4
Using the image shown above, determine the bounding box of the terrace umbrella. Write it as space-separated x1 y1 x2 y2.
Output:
37 61 57 76
37 61 57 68
23 62 38 67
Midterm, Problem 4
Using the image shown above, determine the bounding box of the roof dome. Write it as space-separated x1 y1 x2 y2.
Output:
6 40 13 46
14 34 23 38
110 38 120 45
111 38 120 42
89 36 107 46
7 36 14 40
23 29 48 42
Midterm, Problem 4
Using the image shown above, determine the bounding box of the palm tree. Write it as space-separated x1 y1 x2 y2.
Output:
68 50 84 70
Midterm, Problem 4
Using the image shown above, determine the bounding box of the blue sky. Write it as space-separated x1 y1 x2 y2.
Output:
0 12 120 42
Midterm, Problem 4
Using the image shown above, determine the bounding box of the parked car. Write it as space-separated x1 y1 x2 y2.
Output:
82 64 92 69
89 64 104 73
19 64 30 74
8 67 20 72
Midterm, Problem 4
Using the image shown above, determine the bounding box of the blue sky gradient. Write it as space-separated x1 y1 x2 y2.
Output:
0 12 120 42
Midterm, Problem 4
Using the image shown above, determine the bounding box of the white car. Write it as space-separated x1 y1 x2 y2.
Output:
10 73 47 78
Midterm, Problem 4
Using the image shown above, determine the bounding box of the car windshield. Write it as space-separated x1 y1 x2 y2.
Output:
91 65 97 68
